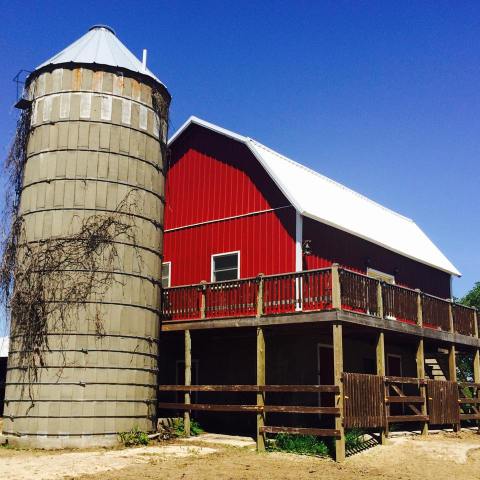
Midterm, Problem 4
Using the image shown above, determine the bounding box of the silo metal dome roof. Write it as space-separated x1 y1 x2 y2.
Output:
34 25 166 89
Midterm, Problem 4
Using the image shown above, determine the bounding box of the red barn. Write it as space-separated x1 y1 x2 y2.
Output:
163 116 458 294
158 117 478 459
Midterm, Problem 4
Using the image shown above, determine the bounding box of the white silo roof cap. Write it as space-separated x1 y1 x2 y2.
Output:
35 25 166 89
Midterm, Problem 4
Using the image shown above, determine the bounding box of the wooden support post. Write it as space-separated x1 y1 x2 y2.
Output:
376 331 387 444
331 263 342 310
257 274 264 317
377 281 384 318
184 329 191 437
474 346 480 434
416 339 428 436
256 326 266 452
333 323 345 462
200 281 207 319
448 343 460 432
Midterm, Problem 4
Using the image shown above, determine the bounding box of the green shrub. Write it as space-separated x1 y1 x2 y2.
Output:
118 426 150 447
268 433 330 457
172 418 204 437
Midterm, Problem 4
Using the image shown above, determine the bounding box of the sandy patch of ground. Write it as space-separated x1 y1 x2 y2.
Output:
0 444 216 480
1 431 480 480
179 433 256 448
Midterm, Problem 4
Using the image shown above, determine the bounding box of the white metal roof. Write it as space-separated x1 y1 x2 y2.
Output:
0 336 9 357
35 25 165 88
169 116 461 277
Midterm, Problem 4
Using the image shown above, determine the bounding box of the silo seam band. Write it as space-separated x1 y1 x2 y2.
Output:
34 89 160 111
31 119 164 142
27 149 164 173
22 178 165 203
23 238 162 259
21 207 164 230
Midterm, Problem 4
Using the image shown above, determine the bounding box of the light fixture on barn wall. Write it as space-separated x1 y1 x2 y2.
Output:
302 240 312 256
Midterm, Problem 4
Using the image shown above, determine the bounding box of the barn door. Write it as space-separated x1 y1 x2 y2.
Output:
426 380 459 425
343 373 386 428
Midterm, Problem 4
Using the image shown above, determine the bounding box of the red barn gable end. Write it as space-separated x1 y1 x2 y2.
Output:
163 123 296 285
164 117 459 298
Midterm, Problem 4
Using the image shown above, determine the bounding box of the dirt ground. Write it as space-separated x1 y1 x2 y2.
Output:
1 431 480 480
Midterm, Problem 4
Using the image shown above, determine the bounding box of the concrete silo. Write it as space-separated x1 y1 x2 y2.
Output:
3 25 170 448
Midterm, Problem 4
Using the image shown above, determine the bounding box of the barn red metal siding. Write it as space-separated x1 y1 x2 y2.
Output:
165 125 290 230
164 125 296 286
164 209 295 285
302 217 451 298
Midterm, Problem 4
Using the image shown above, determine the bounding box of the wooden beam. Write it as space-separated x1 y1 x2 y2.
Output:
184 329 191 437
376 331 387 444
388 415 429 423
158 403 340 414
333 323 345 462
260 426 341 437
416 338 428 436
158 384 340 393
257 326 266 452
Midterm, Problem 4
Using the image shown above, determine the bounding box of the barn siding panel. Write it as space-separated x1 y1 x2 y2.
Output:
303 217 451 298
164 208 296 286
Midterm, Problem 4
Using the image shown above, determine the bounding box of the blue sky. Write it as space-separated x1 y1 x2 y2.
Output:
0 0 478 308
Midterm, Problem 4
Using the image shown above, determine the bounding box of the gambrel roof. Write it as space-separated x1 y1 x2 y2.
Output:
169 116 460 277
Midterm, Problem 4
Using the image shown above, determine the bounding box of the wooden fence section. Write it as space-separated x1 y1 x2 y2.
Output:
458 382 480 421
158 384 341 438
426 380 459 425
385 377 429 424
343 373 386 428
160 266 478 338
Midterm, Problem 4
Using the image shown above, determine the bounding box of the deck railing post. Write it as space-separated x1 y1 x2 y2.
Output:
416 289 423 327
416 338 428 436
256 326 266 452
200 280 207 319
333 323 345 461
257 274 264 318
448 300 454 334
331 263 342 310
376 331 387 444
377 281 384 318
184 329 192 437
474 308 479 339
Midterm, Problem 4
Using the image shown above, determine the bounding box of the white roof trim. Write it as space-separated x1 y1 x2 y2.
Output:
169 116 461 277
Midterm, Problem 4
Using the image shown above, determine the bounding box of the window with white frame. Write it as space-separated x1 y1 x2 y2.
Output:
367 268 395 284
211 252 239 282
161 262 171 288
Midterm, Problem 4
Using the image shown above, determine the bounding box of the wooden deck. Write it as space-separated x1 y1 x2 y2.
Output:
161 265 479 348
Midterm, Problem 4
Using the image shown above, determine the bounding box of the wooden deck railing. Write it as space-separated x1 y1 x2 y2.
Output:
160 265 478 337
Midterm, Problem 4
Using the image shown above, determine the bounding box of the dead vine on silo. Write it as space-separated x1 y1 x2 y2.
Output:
1 107 143 402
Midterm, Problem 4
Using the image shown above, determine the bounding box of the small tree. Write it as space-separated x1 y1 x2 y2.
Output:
456 282 480 381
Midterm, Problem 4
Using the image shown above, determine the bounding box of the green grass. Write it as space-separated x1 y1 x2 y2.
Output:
118 426 150 447
172 418 204 437
345 428 365 450
267 433 330 457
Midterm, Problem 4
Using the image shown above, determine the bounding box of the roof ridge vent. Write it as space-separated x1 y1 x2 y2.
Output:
89 24 116 36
